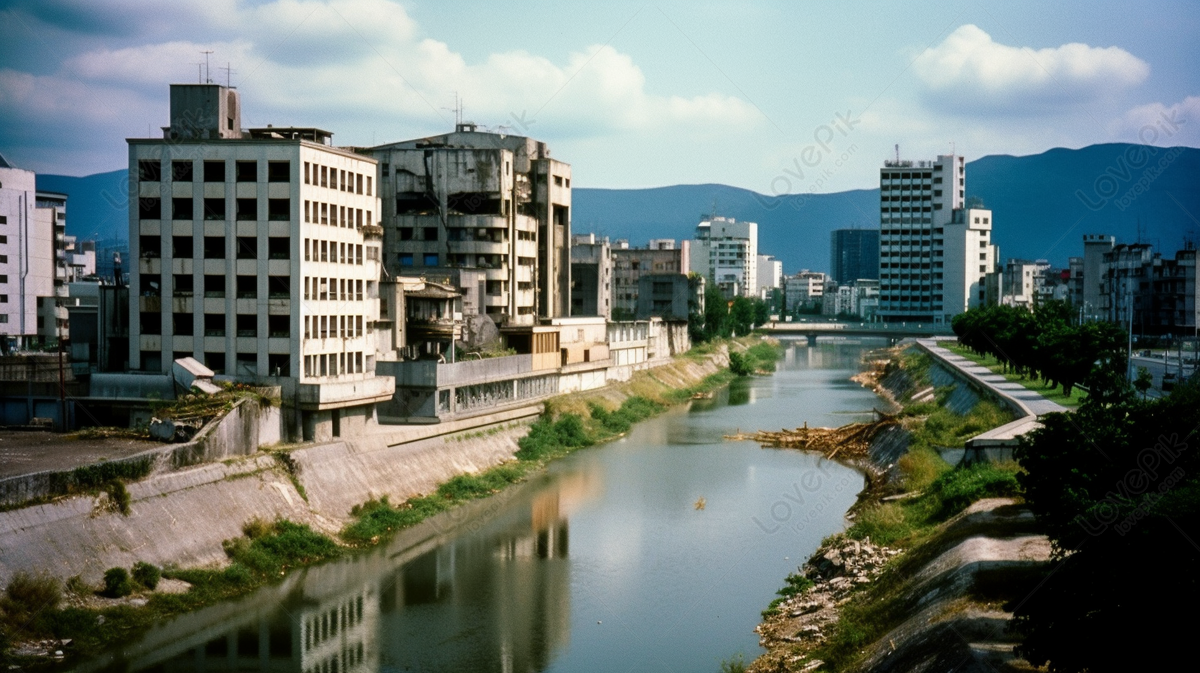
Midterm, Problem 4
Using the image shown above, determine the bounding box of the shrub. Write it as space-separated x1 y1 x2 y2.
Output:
102 567 132 598
928 462 1022 519
65 574 91 596
728 351 753 376
2 572 62 622
107 480 131 515
132 562 161 590
242 516 273 539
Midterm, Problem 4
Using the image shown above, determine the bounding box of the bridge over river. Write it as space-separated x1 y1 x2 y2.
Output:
760 321 955 345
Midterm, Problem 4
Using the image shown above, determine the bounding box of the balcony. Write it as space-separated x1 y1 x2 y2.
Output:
296 376 395 410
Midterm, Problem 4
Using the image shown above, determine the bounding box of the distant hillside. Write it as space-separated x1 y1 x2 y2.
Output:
575 144 1200 272
39 144 1200 273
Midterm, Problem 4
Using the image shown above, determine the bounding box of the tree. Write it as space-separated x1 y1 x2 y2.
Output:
1133 366 1153 399
702 285 729 340
1011 380 1200 671
753 297 771 327
729 297 756 336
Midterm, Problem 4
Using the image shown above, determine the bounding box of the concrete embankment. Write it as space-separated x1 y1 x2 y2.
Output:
0 344 731 586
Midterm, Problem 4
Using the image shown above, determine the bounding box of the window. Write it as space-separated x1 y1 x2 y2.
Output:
320 165 328 187
304 162 310 184
203 160 226 182
356 174 363 194
173 313 193 335
236 160 257 182
268 276 289 298
139 197 162 220
203 274 225 297
203 197 225 220
138 159 161 182
268 315 289 338
979 253 987 260
268 237 289 260
236 275 256 299
399 253 413 266
205 351 225 373
172 197 193 220
320 240 328 262
236 314 257 337
424 253 438 265
0 294 6 303
268 353 290 377
267 198 289 221
203 236 225 259
172 161 193 182
0 216 5 225
204 314 226 336
140 311 163 336
174 274 193 296
139 235 161 258
424 227 438 241
236 198 257 221
0 315 6 323
0 275 6 283
399 227 413 241
236 236 257 259
172 236 193 258
366 176 372 195
267 161 290 182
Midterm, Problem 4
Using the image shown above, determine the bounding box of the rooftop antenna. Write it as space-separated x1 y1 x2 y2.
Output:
200 50 214 83
441 91 463 128
195 62 203 84
895 144 900 163
219 62 235 88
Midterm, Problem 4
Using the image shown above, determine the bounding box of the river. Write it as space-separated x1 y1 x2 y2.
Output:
83 341 884 673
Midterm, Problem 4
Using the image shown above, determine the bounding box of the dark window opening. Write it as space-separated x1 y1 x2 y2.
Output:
204 314 225 336
203 197 225 220
203 236 225 259
267 161 290 183
236 236 257 259
447 192 501 215
236 275 256 299
236 160 257 182
174 274 193 296
172 236 193 258
139 311 162 335
267 237 289 260
203 274 225 298
396 192 438 215
236 198 257 221
268 315 289 338
203 161 226 182
267 353 289 377
139 235 161 258
398 227 413 241
139 273 160 296
172 197 193 221
139 198 162 220
204 351 225 373
236 314 257 337
553 204 568 227
423 227 438 241
172 161 193 182
138 160 161 182
268 276 289 298
173 313 193 335
267 198 290 221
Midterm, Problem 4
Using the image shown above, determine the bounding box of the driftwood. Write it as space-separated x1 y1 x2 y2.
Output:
725 410 898 458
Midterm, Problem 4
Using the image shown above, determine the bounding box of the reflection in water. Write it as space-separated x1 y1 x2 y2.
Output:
80 342 882 673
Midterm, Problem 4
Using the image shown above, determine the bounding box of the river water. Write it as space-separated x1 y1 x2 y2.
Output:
83 342 883 673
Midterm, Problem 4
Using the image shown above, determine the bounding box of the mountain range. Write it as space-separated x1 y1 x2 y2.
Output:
37 143 1200 274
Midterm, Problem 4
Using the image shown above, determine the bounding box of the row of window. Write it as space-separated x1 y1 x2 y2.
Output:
304 351 366 378
303 277 364 302
141 351 291 377
139 196 290 221
304 314 365 339
304 200 373 228
139 312 289 337
303 161 372 196
139 235 290 260
138 159 291 183
140 273 289 299
304 239 365 265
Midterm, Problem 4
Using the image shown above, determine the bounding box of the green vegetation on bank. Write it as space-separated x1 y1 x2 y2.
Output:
944 342 1086 408
3 339 767 665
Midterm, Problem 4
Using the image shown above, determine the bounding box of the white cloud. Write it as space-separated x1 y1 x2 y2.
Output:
1115 95 1200 146
913 24 1149 113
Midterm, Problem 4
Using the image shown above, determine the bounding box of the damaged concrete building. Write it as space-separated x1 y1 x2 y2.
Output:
366 123 572 328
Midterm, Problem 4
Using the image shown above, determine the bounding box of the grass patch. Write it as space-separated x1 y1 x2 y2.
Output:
944 342 1086 408
761 572 815 618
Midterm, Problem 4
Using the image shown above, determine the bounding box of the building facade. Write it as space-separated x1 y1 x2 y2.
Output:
829 228 880 285
756 254 782 299
690 216 757 299
1082 234 1115 321
782 271 825 314
128 83 393 441
611 239 689 318
367 124 571 326
569 233 612 319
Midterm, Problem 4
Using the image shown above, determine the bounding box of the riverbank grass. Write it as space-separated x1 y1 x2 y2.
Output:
943 341 1085 408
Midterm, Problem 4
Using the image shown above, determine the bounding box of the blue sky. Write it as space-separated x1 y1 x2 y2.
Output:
1 0 1197 194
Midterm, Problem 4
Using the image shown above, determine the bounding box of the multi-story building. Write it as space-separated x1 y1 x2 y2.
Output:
611 239 689 318
367 123 571 326
0 155 74 350
1101 243 1157 329
128 83 393 441
1067 256 1085 308
690 216 757 299
829 228 880 285
999 258 1051 309
756 254 782 299
1153 245 1198 335
941 207 997 317
570 233 612 319
782 270 825 314
1082 234 1115 321
877 154 965 323
635 273 695 321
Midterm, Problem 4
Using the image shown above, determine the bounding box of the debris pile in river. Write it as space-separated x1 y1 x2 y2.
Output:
753 535 899 672
724 412 898 459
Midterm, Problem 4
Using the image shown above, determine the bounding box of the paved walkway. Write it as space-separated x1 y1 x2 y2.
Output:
917 339 1068 417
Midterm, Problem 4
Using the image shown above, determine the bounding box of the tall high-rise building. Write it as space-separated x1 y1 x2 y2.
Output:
128 83 393 441
690 216 757 299
829 229 879 285
756 254 783 298
367 124 571 326
877 153 995 323
1082 234 1115 320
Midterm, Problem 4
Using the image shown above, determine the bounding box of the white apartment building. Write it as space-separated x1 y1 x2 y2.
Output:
691 216 757 299
878 153 996 323
756 254 783 299
128 83 393 441
941 208 997 317
783 271 826 313
0 155 59 349
1000 258 1051 309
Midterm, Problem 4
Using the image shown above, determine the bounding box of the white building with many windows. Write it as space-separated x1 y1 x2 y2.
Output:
0 155 68 349
690 216 757 299
128 83 393 441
